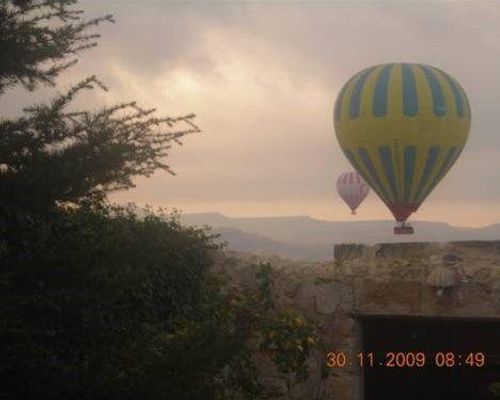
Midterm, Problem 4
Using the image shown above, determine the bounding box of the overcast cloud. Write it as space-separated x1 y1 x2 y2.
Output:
2 0 499 226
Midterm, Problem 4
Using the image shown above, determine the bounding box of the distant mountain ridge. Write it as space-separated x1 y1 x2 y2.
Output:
180 213 500 261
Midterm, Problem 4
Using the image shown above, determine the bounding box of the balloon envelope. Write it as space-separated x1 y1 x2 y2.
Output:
333 63 470 224
337 171 370 215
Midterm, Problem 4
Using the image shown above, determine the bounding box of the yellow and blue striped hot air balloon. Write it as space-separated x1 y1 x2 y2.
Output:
333 63 471 234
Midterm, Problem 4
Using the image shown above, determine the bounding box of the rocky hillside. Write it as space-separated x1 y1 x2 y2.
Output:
182 213 500 261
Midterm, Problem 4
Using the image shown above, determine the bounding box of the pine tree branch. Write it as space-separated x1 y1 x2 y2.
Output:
0 0 114 93
0 77 201 211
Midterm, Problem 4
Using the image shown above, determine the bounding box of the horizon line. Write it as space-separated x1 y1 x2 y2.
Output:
180 211 499 230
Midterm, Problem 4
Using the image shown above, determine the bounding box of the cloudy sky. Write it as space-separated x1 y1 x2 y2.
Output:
4 1 500 226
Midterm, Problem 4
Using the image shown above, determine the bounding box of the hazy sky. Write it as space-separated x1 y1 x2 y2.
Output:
3 1 499 226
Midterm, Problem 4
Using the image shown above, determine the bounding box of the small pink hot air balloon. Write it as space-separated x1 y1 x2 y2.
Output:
336 171 370 215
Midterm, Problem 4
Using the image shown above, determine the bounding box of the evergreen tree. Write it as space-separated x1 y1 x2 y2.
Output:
0 3 324 399
0 0 113 92
0 0 200 214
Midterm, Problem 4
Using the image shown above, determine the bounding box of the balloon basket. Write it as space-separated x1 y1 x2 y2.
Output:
394 225 414 235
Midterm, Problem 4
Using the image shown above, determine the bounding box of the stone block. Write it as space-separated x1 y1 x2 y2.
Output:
334 244 365 262
357 280 421 313
294 280 354 315
442 253 463 265
374 242 436 259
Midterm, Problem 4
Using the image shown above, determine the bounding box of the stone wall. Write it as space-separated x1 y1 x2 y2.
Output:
223 240 500 400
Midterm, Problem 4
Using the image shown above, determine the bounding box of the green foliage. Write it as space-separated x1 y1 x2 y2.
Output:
0 206 220 399
0 1 200 214
0 208 324 399
225 263 322 386
255 264 319 382
0 76 200 212
0 1 325 399
259 312 318 381
0 0 113 93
